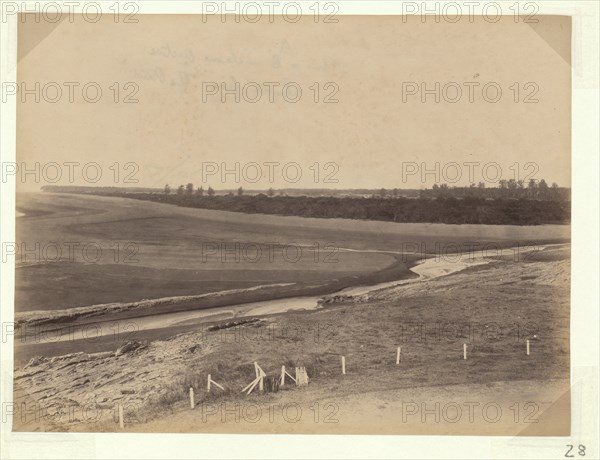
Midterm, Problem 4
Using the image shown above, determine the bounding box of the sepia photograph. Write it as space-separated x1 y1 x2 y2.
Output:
1 1 598 459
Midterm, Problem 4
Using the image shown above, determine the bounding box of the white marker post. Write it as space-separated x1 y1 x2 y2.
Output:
189 387 195 409
526 339 530 356
396 347 401 365
207 374 211 392
341 356 346 375
463 343 467 360
255 362 265 392
118 404 124 429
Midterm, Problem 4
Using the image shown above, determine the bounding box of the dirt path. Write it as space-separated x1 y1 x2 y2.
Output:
131 378 570 436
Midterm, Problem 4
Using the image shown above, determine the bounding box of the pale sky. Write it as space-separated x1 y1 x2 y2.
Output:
17 15 571 191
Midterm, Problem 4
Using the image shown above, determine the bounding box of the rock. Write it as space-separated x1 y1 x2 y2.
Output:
186 344 200 354
115 340 142 357
318 294 354 305
25 356 46 368
89 351 114 360
49 352 84 364
207 318 263 332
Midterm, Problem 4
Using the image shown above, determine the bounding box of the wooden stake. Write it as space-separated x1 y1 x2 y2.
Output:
212 380 225 391
463 343 467 360
189 387 195 409
285 370 296 383
341 356 346 375
242 376 259 393
396 346 401 365
246 376 260 395
207 374 211 392
253 362 265 391
526 339 530 356
118 404 124 429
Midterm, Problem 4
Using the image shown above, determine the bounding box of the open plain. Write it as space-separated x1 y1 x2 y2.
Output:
11 193 570 434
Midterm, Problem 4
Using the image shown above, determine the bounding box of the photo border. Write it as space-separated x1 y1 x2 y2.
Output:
1 1 598 459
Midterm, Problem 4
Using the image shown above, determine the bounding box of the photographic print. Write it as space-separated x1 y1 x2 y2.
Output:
2 3 588 448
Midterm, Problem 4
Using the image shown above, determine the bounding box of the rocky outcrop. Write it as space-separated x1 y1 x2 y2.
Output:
115 340 145 357
206 317 262 331
318 294 357 305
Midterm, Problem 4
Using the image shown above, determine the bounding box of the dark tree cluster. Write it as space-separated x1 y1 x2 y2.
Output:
106 192 570 225
419 179 570 201
42 181 571 226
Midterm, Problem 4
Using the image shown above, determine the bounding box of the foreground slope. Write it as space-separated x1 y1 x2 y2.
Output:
13 245 569 435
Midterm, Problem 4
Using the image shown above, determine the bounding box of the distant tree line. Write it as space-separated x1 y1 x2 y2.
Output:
161 179 569 202
107 192 570 225
417 179 570 201
41 181 570 225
